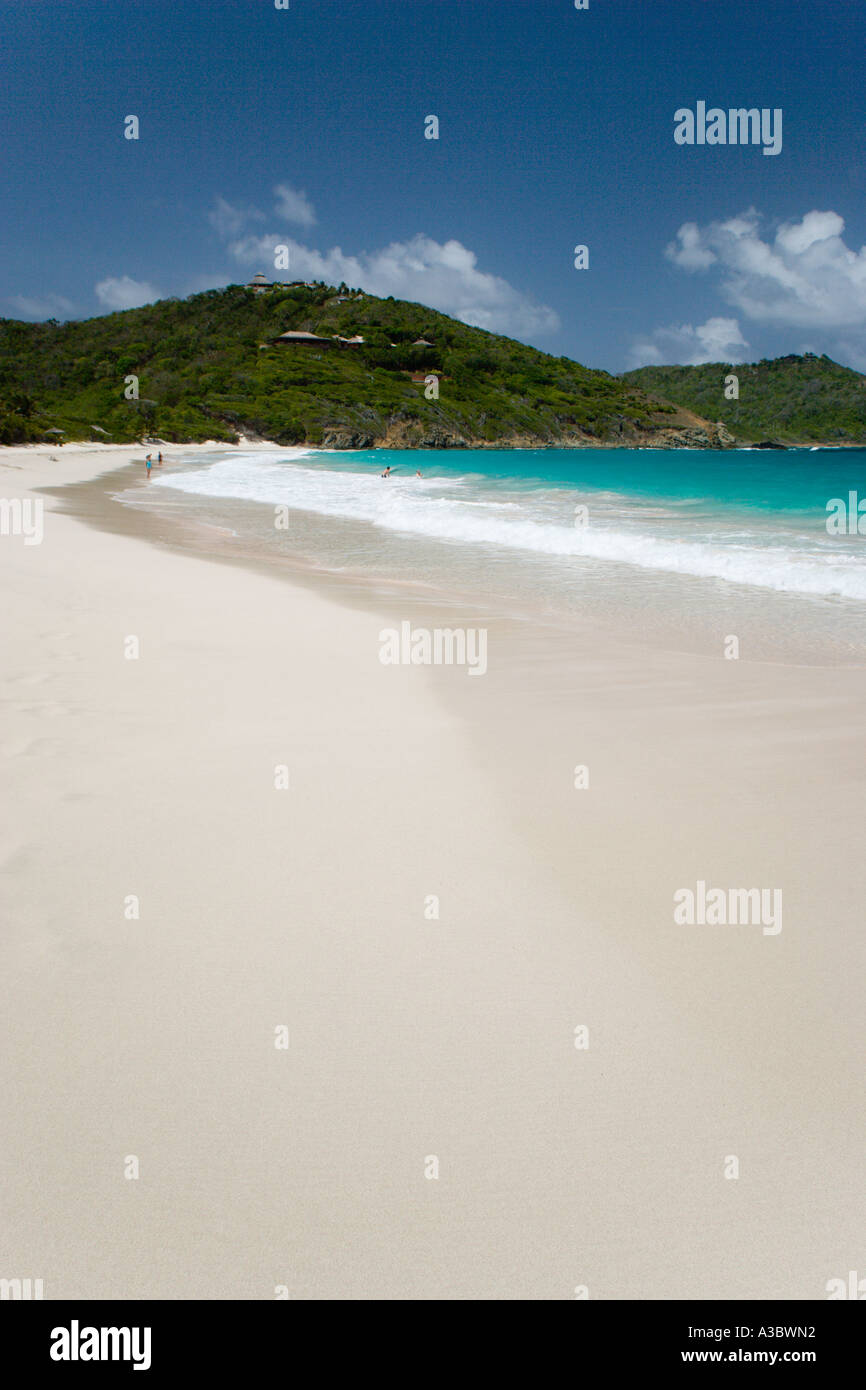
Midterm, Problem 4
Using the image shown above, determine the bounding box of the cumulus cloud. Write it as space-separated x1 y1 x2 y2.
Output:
95 276 161 311
665 221 717 272
208 196 264 238
628 316 750 368
273 183 316 227
210 181 556 338
226 231 559 339
209 184 315 235
8 292 75 320
665 208 866 330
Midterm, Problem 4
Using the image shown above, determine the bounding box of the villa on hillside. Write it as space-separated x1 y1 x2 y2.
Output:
407 370 445 384
246 274 320 293
272 329 336 347
271 329 366 347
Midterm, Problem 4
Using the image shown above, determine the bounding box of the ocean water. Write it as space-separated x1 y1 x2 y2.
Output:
136 445 866 663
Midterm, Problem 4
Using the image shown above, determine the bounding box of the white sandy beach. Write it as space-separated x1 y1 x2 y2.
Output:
1 442 864 1300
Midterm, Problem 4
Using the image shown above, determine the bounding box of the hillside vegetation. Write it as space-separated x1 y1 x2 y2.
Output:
0 283 694 448
623 354 866 444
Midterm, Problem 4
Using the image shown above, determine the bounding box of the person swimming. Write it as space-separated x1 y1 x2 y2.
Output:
381 465 392 477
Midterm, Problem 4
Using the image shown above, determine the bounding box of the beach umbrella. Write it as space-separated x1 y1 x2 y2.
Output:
45 428 65 434
90 425 111 436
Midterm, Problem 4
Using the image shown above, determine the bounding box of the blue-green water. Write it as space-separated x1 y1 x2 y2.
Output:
135 445 866 661
151 445 866 598
321 444 866 518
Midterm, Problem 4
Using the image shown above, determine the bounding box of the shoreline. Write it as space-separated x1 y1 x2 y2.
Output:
1 445 864 1298
6 434 866 458
44 442 866 671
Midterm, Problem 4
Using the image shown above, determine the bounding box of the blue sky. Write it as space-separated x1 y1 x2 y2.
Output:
2 0 865 372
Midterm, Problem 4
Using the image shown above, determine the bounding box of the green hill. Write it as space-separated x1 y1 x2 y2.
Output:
623 353 866 445
0 282 720 449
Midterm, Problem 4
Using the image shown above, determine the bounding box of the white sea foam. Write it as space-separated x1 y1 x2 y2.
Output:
152 455 866 601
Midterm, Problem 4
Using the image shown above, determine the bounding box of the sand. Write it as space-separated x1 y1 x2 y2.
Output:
1 442 864 1300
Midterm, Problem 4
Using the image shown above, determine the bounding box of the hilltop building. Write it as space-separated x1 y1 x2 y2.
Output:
246 274 321 294
273 330 335 347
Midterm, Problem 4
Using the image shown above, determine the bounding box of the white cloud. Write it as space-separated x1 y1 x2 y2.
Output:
95 276 161 311
209 185 315 236
665 221 717 271
227 231 559 339
273 183 316 227
628 316 750 368
9 292 75 320
666 208 866 330
208 196 264 237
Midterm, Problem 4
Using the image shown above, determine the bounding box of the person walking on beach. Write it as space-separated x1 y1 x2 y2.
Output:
145 453 153 478
157 451 162 465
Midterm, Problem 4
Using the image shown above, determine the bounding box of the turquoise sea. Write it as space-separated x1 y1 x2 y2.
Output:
136 445 866 663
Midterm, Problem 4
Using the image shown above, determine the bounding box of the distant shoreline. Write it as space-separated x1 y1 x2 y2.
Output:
4 435 865 456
